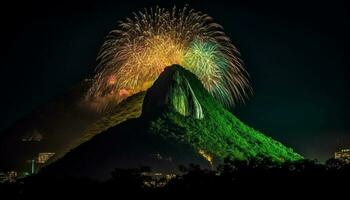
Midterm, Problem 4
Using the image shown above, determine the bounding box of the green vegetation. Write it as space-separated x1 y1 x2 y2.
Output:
37 65 302 179
71 65 301 165
148 66 302 163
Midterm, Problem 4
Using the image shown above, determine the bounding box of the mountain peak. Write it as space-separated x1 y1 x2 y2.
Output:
142 65 203 119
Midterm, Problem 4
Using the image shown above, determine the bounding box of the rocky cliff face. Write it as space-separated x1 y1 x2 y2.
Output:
143 67 203 119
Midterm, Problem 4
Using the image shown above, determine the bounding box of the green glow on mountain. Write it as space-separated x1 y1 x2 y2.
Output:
148 66 302 163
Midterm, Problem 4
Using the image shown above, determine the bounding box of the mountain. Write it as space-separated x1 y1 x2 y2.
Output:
0 80 144 172
41 65 302 179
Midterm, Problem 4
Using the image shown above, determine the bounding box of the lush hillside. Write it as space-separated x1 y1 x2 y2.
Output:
143 65 302 163
42 65 301 179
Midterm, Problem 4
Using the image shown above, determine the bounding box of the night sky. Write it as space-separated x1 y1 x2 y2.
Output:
0 0 349 161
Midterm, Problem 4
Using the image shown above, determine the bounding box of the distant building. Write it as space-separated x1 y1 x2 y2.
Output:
37 152 55 164
0 171 18 183
142 172 176 187
335 149 350 163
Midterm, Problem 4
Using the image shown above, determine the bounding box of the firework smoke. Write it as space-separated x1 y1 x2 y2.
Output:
87 6 251 109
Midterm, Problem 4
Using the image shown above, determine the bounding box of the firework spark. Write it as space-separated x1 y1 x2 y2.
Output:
87 6 251 109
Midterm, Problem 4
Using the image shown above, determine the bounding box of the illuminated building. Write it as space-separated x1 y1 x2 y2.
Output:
7 171 17 182
335 149 350 163
23 153 56 177
142 172 176 187
37 152 55 164
0 171 18 183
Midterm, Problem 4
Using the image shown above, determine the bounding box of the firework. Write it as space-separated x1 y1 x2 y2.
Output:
87 6 251 109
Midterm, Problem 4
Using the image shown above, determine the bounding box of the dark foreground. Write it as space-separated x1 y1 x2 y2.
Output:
1 158 349 198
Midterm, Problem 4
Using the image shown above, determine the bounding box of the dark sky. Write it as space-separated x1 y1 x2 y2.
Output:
0 0 349 161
